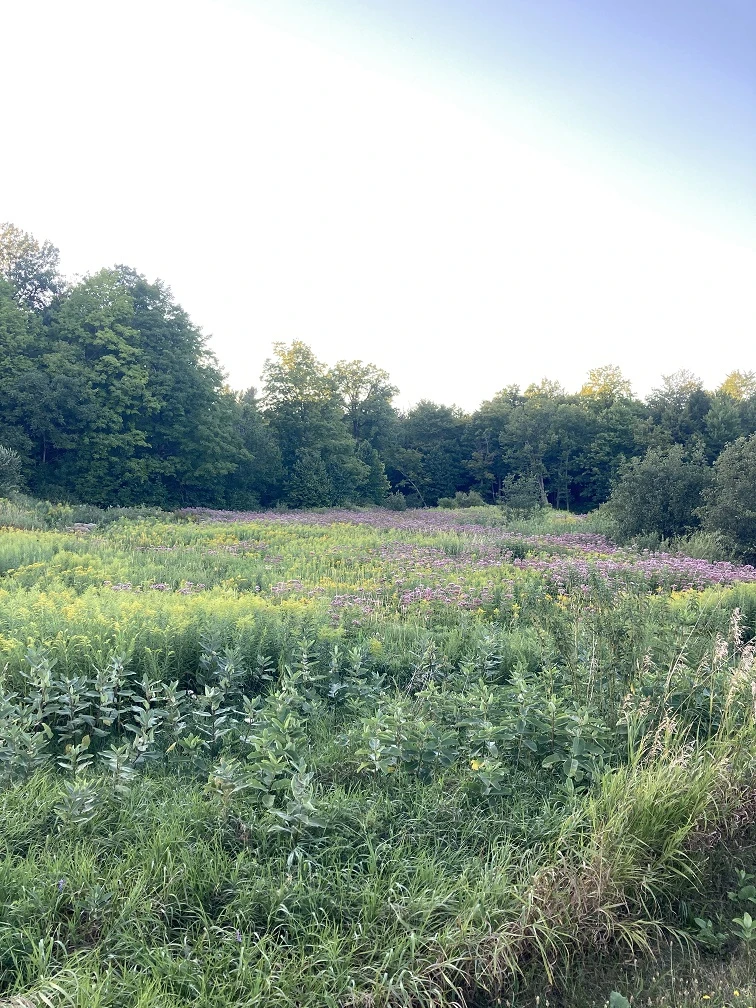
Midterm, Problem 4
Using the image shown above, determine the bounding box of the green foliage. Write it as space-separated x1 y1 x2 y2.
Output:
262 342 381 506
608 993 631 1008
396 400 472 505
468 377 648 511
0 221 65 311
580 364 633 400
0 509 754 1004
701 434 756 562
721 369 756 401
286 449 334 507
225 387 284 507
0 264 242 507
682 866 756 963
329 358 399 451
704 391 745 459
2 225 756 523
385 490 408 510
355 438 391 503
498 473 544 515
647 369 713 446
438 490 486 508
607 444 712 540
0 444 22 495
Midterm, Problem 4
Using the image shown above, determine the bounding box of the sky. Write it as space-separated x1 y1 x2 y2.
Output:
2 0 754 409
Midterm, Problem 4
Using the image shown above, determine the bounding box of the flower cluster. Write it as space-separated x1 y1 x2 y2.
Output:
398 581 512 610
104 581 207 594
328 593 379 625
512 552 756 592
270 580 325 598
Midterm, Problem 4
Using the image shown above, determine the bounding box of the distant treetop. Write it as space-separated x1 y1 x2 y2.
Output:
0 222 65 312
579 365 632 399
719 370 756 400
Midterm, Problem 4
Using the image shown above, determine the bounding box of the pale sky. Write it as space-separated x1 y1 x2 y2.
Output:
2 0 754 409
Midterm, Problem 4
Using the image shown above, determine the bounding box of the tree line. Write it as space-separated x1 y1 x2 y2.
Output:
1 222 754 554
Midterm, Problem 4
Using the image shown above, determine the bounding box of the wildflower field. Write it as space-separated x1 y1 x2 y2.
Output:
2 504 756 1007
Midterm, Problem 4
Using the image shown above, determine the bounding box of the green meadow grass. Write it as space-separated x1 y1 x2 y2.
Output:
0 503 755 1006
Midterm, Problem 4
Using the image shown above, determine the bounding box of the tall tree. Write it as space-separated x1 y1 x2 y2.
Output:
646 370 712 446
702 392 743 461
395 402 471 505
719 372 756 440
719 370 756 401
110 267 240 506
3 266 241 505
547 400 596 510
468 386 522 501
224 388 283 508
262 342 368 505
329 360 399 452
579 364 633 401
355 440 392 504
500 387 562 506
0 223 65 312
0 279 39 460
574 396 647 510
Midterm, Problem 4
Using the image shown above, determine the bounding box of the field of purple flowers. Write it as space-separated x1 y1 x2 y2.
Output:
186 503 756 597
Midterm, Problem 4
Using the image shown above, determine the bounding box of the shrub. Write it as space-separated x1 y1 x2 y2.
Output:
385 492 408 511
700 434 756 562
498 474 543 517
606 445 712 541
456 490 485 508
438 491 486 509
672 529 732 562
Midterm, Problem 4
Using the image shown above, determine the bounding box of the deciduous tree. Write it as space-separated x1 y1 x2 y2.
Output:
606 445 712 540
0 222 65 311
700 434 756 561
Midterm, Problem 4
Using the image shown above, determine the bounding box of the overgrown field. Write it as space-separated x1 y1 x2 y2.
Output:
1 504 756 1007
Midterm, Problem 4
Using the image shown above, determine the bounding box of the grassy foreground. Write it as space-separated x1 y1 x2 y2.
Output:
1 502 756 1007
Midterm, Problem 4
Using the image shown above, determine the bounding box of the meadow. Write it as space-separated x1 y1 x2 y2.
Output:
1 501 756 1007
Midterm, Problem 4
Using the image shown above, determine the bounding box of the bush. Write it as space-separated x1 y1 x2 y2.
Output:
498 474 543 517
438 491 486 509
456 490 485 508
606 445 711 541
385 492 408 511
403 492 425 508
700 434 756 562
672 529 732 562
